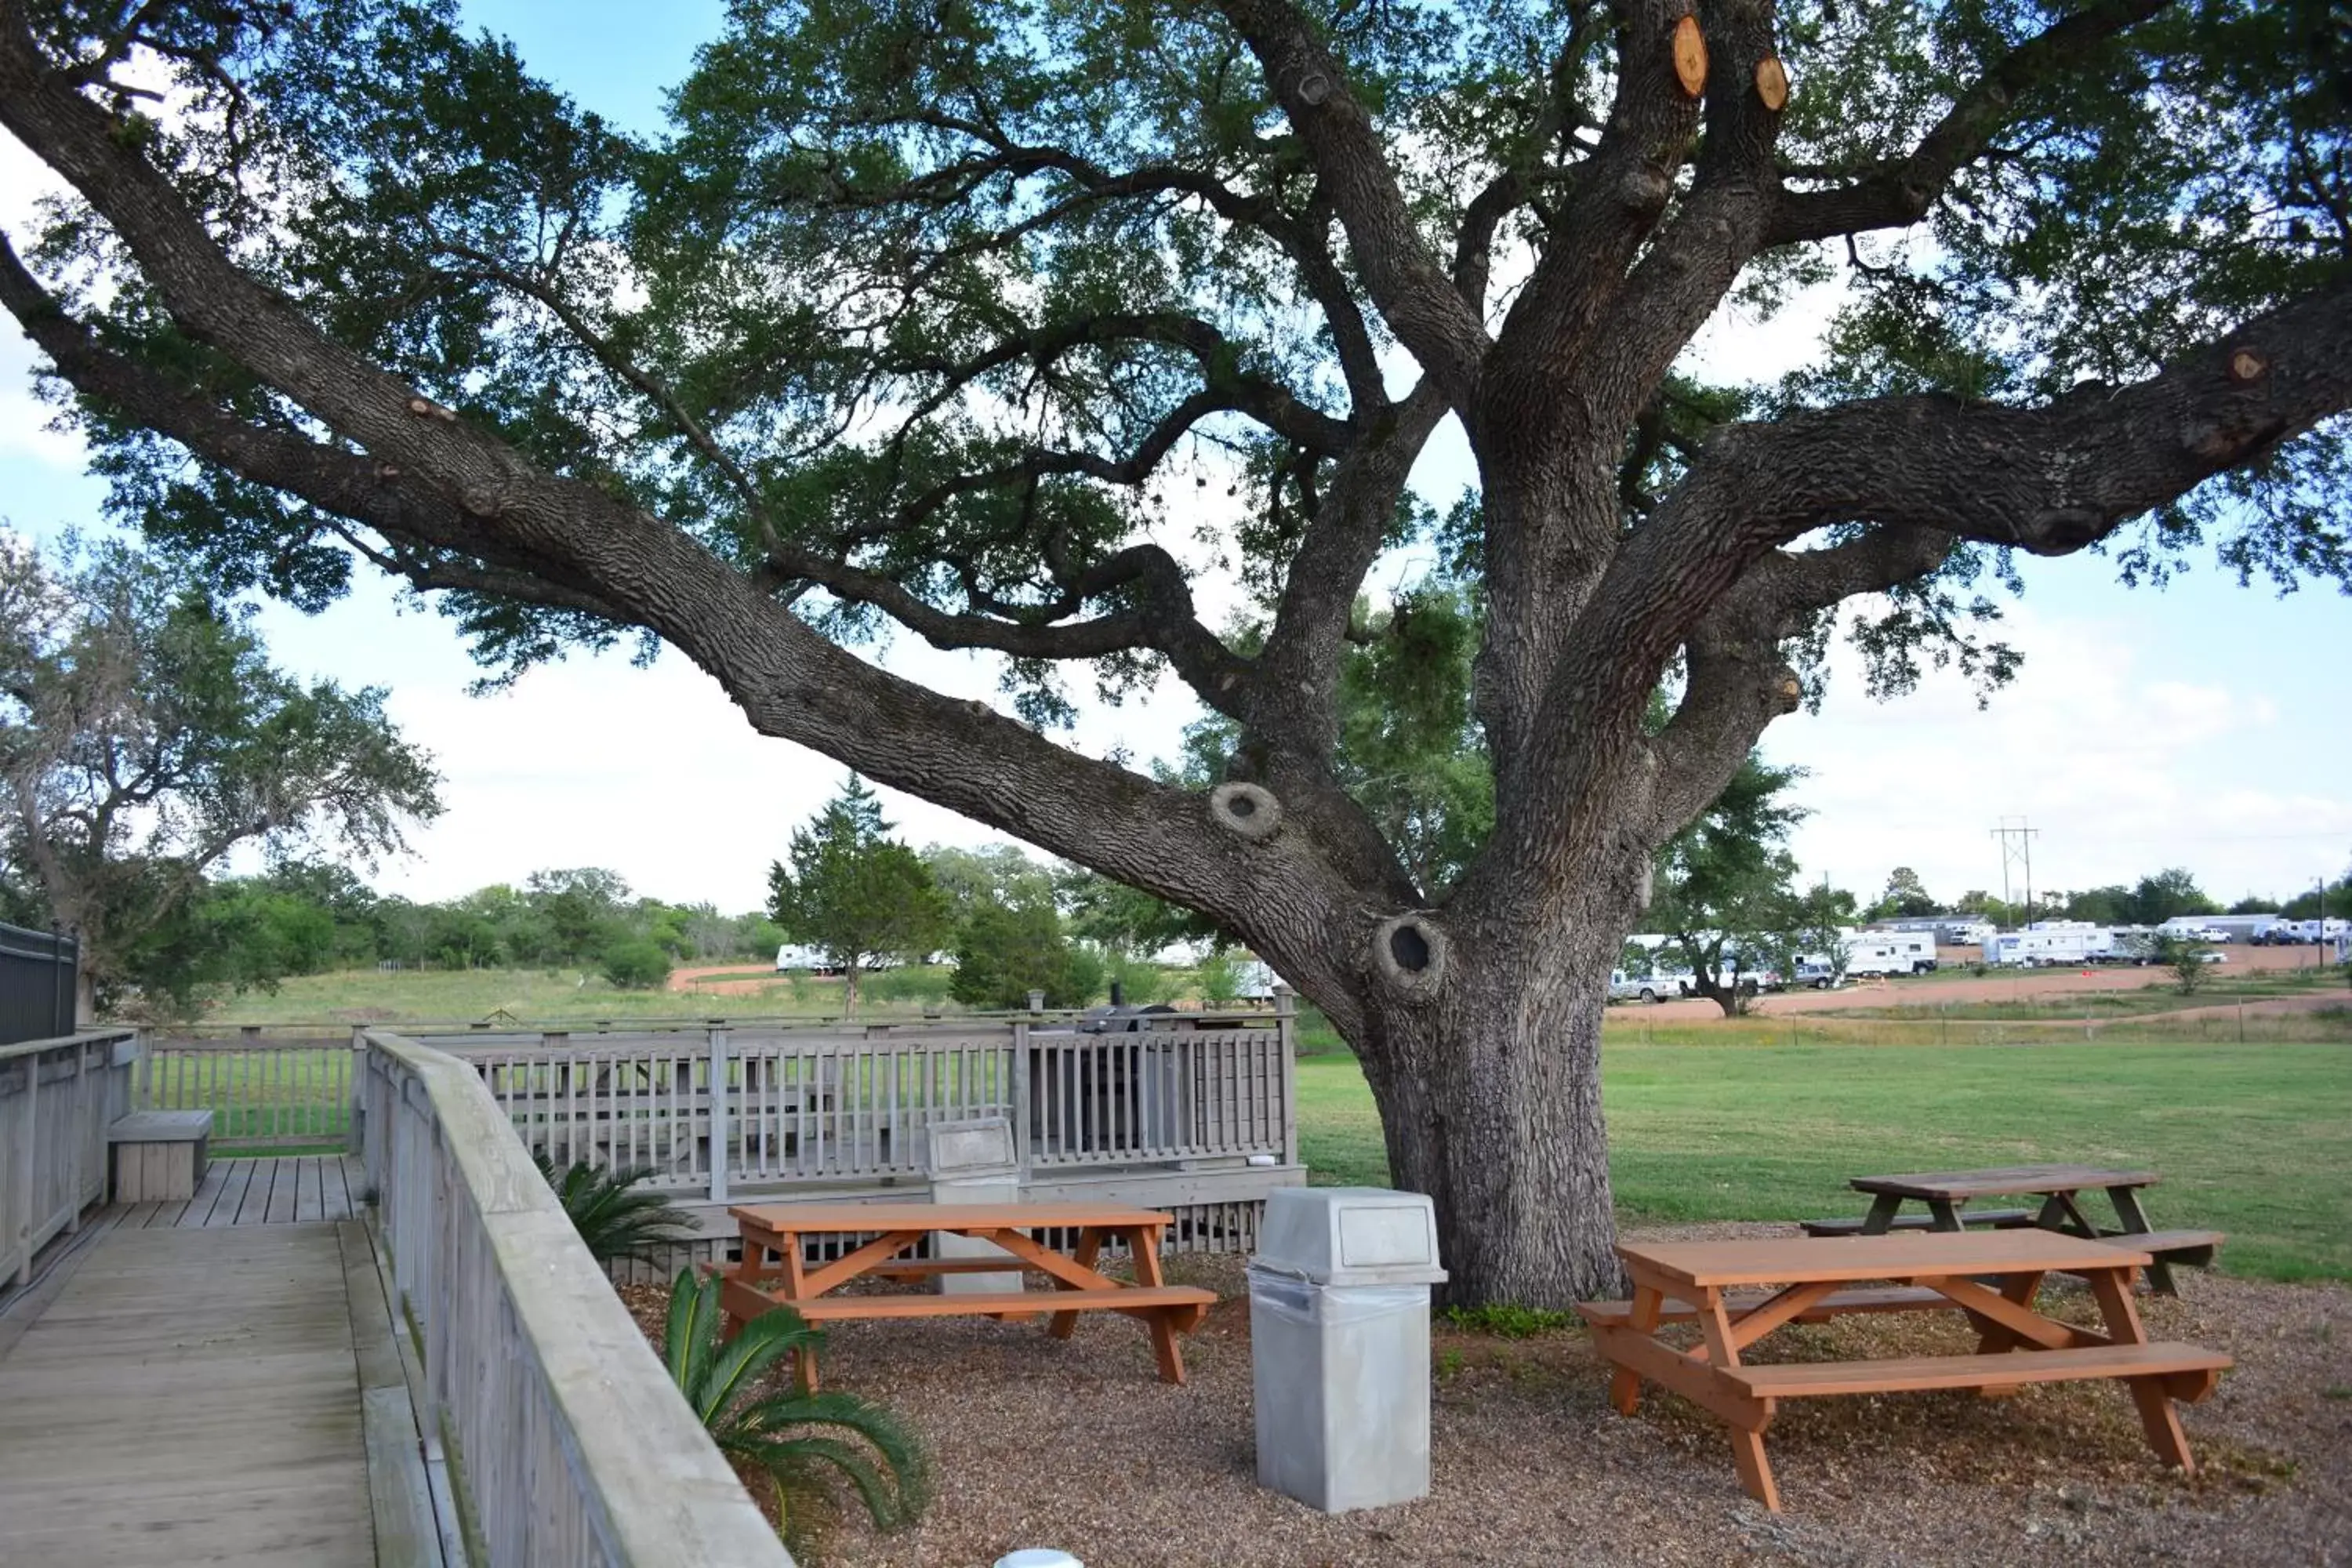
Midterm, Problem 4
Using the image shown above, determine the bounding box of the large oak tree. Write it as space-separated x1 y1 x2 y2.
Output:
0 0 2345 1300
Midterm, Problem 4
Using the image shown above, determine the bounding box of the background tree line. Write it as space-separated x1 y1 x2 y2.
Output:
768 775 1232 1016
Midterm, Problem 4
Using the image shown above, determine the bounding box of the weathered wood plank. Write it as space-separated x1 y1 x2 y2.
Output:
337 1221 407 1395
201 1158 258 1226
234 1159 276 1225
296 1156 325 1223
0 1223 373 1566
365 1385 445 1568
265 1156 299 1224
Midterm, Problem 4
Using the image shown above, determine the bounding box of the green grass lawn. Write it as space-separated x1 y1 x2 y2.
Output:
1835 964 2350 1022
201 964 963 1025
1297 1040 2352 1283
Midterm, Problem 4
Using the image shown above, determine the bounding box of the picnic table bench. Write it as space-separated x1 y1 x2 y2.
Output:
719 1201 1216 1388
1802 1164 2223 1293
1578 1230 2230 1511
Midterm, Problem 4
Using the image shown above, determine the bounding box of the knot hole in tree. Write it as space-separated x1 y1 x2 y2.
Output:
1374 914 1450 996
1208 782 1283 841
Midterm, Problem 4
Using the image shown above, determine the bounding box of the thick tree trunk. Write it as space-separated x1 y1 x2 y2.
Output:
1353 926 1630 1306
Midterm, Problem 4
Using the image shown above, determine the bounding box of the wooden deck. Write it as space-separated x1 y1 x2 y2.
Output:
111 1154 361 1230
0 1168 436 1566
0 1222 377 1564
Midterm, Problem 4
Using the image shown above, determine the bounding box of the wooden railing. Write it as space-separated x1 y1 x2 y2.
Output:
138 1026 352 1152
1 1029 136 1289
357 1030 792 1567
419 1004 1299 1199
137 1002 1301 1194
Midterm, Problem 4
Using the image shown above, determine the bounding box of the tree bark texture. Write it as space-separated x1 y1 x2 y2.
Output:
1358 938 1628 1305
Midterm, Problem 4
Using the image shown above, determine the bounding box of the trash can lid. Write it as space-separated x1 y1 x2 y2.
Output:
1251 1186 1446 1286
996 1552 1084 1568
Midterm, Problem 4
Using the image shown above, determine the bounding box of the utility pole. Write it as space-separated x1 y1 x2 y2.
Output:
1991 817 2040 923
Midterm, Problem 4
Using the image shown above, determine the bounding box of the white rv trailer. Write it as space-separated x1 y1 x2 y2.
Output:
2159 913 2283 944
1984 921 2115 967
1841 928 1939 977
1872 916 1996 947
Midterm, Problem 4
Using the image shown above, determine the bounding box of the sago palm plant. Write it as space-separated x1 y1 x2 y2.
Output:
663 1268 928 1553
532 1154 697 1261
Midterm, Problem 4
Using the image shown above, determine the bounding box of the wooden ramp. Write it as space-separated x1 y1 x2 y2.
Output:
0 1222 377 1566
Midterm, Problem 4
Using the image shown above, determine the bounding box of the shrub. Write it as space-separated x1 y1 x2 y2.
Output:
1102 947 1172 1006
862 965 953 1007
1196 950 1241 1005
532 1156 695 1261
600 938 672 989
2153 935 2212 996
1442 1301 1581 1338
663 1269 927 1555
1063 942 1106 1007
949 898 1087 1008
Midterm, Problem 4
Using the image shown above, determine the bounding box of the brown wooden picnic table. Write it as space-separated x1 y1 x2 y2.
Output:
1806 1163 2223 1294
1578 1230 2231 1511
720 1201 1216 1388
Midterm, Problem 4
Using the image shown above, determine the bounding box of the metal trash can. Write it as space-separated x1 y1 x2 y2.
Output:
1247 1186 1447 1512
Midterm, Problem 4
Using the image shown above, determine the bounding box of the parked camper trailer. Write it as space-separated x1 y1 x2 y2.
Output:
2160 913 2278 944
1873 916 1994 947
1984 921 2114 967
1842 928 1939 977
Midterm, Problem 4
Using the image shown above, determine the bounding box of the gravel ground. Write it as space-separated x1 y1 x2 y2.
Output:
624 1226 2352 1567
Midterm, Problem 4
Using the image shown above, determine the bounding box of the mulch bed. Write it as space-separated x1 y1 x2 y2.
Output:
621 1227 2352 1566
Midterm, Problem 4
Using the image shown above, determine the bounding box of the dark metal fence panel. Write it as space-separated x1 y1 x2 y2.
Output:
0 924 77 1046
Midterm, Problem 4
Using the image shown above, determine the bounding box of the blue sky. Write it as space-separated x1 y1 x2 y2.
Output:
0 3 2344 915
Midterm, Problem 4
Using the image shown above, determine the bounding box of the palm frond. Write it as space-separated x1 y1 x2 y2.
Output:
665 1263 722 1389
693 1297 821 1422
657 1268 929 1554
533 1153 696 1261
731 1432 922 1534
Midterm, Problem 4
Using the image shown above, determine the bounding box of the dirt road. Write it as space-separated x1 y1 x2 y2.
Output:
1631 944 2338 1022
669 962 793 996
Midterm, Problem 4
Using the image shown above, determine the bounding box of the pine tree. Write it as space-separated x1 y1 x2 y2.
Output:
766 779 949 1015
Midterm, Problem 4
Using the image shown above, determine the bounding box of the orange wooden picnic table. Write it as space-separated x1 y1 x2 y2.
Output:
1579 1230 2231 1511
720 1201 1216 1388
1804 1163 2224 1293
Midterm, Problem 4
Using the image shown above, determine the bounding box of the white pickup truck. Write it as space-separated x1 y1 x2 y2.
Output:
1609 968 1674 1004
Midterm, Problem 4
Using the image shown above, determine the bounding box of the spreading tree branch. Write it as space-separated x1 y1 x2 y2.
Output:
0 8 1408 957
1215 0 1492 401
1765 0 2167 249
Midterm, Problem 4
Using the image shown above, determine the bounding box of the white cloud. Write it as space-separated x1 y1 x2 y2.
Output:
239 575 1204 913
1773 604 2352 905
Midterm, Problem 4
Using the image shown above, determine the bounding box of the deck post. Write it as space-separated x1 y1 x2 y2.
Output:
1010 1022 1033 1175
707 1026 731 1204
348 1026 368 1161
11 1040 38 1286
1276 986 1300 1168
63 1039 85 1233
